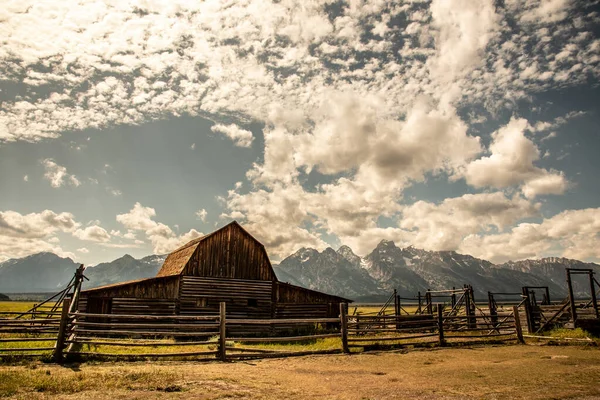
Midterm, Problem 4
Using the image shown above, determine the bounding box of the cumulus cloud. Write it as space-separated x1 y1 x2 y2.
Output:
1 0 598 262
195 209 207 222
73 225 111 243
463 118 568 198
117 202 203 254
460 207 600 263
41 159 80 188
0 210 79 238
211 124 254 148
399 193 541 251
0 209 81 260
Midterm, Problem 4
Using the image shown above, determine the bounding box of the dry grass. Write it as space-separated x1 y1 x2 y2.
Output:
1 345 599 399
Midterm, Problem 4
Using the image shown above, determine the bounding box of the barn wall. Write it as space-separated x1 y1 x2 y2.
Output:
179 276 273 318
275 282 347 319
79 276 180 315
183 224 275 281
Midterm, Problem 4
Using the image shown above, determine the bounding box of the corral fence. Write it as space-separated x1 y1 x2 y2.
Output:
0 266 85 359
343 304 524 352
42 302 523 362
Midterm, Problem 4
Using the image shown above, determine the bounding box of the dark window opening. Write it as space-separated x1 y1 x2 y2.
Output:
247 299 258 307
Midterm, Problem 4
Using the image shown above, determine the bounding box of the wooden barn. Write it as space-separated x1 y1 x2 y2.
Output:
78 221 350 320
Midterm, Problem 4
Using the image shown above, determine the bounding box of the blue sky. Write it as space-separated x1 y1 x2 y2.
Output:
1 0 599 265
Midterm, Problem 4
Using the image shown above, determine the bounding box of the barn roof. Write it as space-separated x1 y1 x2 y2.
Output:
155 221 271 278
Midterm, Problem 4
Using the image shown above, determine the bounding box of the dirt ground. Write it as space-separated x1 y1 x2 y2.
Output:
1 344 600 399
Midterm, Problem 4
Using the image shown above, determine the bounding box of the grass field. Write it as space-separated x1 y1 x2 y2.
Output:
1 345 599 399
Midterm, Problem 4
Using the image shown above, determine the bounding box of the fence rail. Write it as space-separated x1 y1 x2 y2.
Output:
1 301 525 362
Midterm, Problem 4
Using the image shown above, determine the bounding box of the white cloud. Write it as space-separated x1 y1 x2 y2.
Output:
463 117 568 198
23 175 28 182
73 225 111 243
41 159 81 188
399 193 540 251
195 209 207 222
0 0 597 263
190 143 196 150
117 202 203 254
77 247 89 254
211 124 254 148
460 207 600 263
0 209 80 260
0 210 79 238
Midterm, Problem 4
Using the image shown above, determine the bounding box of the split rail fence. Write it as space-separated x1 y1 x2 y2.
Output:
36 302 523 362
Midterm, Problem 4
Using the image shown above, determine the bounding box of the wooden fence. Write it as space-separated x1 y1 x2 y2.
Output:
0 303 63 358
344 305 523 351
2 301 524 362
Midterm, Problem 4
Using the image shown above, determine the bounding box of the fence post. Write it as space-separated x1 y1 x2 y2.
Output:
53 298 71 363
488 291 498 329
589 271 599 319
396 294 401 330
340 303 349 354
437 305 445 347
513 306 525 344
219 302 226 361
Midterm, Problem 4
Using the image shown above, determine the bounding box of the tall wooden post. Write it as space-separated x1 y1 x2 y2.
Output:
451 287 456 308
566 269 577 325
544 287 551 305
417 292 422 314
219 302 226 361
437 305 445 347
395 291 401 330
513 306 525 344
464 287 476 329
53 298 71 363
522 287 534 333
426 291 433 315
589 271 599 319
488 291 498 328
340 303 349 354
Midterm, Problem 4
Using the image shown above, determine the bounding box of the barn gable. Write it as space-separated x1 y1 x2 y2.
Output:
156 221 276 281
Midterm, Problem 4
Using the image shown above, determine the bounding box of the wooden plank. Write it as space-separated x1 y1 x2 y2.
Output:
72 329 218 337
73 322 220 329
53 298 70 363
0 347 55 352
219 302 226 361
444 332 516 339
225 347 280 354
347 333 438 342
72 312 219 321
513 306 525 343
69 351 218 358
226 334 341 342
227 318 339 325
0 338 56 343
68 340 218 347
340 303 349 354
226 349 341 359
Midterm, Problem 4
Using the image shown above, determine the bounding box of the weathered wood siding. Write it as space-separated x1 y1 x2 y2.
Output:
275 282 347 319
82 276 181 300
183 223 275 281
112 298 177 315
179 276 273 318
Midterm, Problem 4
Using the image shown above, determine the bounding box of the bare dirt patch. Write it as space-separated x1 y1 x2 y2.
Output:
1 345 600 399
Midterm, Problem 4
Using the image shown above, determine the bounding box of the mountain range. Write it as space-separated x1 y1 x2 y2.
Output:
1 240 598 302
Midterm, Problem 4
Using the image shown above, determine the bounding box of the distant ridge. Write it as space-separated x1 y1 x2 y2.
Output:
1 245 598 299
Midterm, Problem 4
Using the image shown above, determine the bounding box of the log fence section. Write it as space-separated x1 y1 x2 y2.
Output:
345 305 522 351
0 266 87 359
